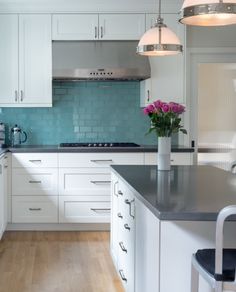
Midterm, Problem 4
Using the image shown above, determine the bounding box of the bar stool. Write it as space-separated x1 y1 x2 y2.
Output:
191 205 236 292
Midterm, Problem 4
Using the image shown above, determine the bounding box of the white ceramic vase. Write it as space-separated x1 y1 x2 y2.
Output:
158 137 171 171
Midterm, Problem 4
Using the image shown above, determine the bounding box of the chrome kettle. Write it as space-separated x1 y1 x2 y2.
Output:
11 125 27 146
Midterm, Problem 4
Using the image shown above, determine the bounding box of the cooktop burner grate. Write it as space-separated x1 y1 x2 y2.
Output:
59 142 140 148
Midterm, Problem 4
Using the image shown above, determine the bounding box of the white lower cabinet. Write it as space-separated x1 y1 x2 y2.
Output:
12 196 58 223
59 168 110 196
59 196 110 223
0 155 8 239
12 168 58 196
111 176 135 292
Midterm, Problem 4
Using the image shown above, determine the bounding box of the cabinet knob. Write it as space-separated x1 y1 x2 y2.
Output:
117 213 123 219
119 242 127 253
118 190 123 196
119 270 127 282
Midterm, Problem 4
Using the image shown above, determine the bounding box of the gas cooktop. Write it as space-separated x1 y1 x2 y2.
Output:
59 142 140 148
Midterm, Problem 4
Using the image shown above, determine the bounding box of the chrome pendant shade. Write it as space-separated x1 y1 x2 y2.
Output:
137 0 183 56
180 0 236 26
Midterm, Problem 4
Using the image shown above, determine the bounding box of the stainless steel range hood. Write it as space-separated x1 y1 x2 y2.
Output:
52 41 151 81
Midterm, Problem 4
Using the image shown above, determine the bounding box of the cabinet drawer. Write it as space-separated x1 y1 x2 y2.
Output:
59 153 144 168
144 153 193 165
12 153 58 168
12 168 58 196
59 168 110 196
12 196 58 223
59 196 110 223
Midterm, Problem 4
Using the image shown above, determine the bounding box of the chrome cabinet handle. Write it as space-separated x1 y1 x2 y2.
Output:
100 26 104 38
125 199 135 219
20 90 24 102
119 242 127 253
29 208 42 211
124 223 131 231
114 181 118 197
29 180 42 184
90 181 111 185
119 270 127 282
91 208 111 213
147 89 150 102
117 213 123 219
15 90 18 102
90 159 113 163
4 165 8 168
118 190 123 196
29 160 42 163
95 26 98 39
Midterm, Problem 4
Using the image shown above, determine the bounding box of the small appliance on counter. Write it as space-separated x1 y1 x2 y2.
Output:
10 125 27 146
0 122 6 148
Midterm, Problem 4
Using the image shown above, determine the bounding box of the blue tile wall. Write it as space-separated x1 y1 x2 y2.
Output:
0 81 174 146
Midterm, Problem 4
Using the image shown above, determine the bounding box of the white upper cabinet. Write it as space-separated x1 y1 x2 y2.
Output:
99 14 145 40
0 15 18 105
0 14 52 107
52 14 99 40
52 13 145 40
141 14 186 106
19 15 52 106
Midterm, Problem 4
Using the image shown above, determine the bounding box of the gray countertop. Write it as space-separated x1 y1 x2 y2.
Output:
111 165 236 221
8 145 194 153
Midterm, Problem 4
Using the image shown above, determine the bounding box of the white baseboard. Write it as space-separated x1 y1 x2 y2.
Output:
7 223 110 231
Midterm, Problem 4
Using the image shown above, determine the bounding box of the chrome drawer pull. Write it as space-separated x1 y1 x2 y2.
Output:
124 224 131 231
118 190 123 196
90 159 113 163
90 181 111 185
29 180 42 184
117 213 123 219
91 208 111 214
29 208 42 211
4 165 8 168
119 270 127 282
125 199 135 219
29 160 42 163
114 181 119 197
119 242 127 253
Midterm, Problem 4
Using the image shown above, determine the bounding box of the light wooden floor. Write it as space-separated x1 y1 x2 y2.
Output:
0 231 124 292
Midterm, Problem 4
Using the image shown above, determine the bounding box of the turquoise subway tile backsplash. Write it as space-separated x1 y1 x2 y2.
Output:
0 81 161 146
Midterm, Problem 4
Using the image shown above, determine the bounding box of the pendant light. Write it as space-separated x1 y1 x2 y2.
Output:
180 0 236 26
136 0 183 56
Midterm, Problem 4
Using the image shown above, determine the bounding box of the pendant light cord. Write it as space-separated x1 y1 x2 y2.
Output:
158 0 162 45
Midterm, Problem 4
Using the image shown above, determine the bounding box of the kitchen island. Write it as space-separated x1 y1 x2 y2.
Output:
110 165 236 292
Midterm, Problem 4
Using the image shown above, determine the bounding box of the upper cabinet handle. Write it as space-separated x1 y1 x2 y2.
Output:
95 26 98 39
15 90 18 102
20 90 24 102
100 26 104 39
147 90 150 102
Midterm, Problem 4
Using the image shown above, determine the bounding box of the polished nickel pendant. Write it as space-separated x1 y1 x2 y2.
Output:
137 0 183 56
180 0 236 26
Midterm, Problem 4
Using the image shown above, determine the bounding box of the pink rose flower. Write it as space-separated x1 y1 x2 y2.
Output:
161 103 170 113
153 100 163 110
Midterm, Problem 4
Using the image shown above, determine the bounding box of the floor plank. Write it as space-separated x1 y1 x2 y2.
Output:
0 231 124 292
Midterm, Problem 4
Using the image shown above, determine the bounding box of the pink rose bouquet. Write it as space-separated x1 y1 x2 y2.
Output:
143 100 187 137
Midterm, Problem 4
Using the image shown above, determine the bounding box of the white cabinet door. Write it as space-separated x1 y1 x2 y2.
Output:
59 168 111 196
59 196 110 223
146 14 185 104
99 14 145 40
110 173 119 266
140 78 152 107
0 15 18 105
52 14 99 40
19 14 52 106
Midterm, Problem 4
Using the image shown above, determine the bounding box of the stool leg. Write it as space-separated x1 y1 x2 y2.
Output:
191 262 199 292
